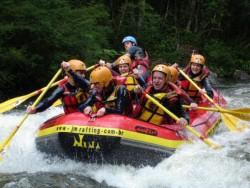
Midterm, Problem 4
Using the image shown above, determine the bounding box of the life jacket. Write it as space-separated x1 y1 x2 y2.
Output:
58 77 69 87
138 84 180 125
113 75 138 92
169 82 194 105
131 51 150 80
61 83 88 114
92 93 105 113
131 51 150 69
104 86 120 109
181 67 208 101
92 85 129 115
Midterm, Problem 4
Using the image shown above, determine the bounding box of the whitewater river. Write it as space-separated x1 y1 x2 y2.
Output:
0 80 249 188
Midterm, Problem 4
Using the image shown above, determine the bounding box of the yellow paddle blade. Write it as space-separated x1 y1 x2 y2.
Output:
226 108 250 121
183 105 250 122
221 113 249 131
52 99 62 107
0 134 15 161
0 94 33 113
0 64 98 114
0 80 63 114
0 69 62 162
177 67 249 132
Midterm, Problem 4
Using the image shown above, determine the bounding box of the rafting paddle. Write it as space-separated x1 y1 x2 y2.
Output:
143 91 222 149
0 69 62 162
0 64 99 114
0 80 64 114
182 105 250 121
176 67 249 131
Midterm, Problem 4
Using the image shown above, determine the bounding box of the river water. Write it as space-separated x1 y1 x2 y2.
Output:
0 80 249 188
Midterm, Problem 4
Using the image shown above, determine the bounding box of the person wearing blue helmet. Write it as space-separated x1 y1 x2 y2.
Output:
99 36 150 81
122 36 138 46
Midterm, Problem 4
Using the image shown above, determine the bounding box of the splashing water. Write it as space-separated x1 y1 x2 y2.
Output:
0 81 250 188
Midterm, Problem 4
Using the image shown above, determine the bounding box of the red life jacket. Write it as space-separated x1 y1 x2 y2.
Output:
131 51 150 80
168 82 194 105
58 77 69 87
131 51 150 69
61 84 79 114
181 67 208 101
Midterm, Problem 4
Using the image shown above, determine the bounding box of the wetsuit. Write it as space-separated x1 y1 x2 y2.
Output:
36 71 90 113
78 84 131 115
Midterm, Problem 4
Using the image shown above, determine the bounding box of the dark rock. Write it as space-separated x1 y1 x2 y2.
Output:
234 70 250 80
208 71 219 84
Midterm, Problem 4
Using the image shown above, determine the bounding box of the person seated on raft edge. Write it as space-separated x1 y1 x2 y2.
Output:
26 60 91 115
172 53 214 104
78 66 132 117
132 64 189 128
98 36 151 82
169 66 198 110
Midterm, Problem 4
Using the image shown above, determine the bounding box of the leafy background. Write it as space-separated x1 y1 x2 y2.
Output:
0 0 249 99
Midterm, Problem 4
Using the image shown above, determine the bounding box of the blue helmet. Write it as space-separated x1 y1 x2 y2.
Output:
122 36 137 45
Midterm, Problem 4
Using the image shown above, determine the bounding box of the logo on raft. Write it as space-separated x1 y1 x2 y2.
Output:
73 134 101 150
135 126 157 136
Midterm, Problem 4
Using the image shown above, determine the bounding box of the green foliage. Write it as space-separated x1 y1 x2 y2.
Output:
203 39 250 77
204 39 234 77
0 0 250 99
0 0 112 98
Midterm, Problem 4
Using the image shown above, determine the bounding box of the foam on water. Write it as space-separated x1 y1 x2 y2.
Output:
0 82 250 188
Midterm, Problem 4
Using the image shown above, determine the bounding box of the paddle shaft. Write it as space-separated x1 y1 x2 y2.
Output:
0 69 63 158
183 105 246 115
143 92 222 149
177 67 249 131
28 63 98 102
0 64 99 113
29 63 99 98
177 68 224 109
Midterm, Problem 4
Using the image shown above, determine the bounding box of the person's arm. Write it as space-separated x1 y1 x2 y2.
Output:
203 77 214 98
67 69 91 90
105 85 130 114
167 100 190 124
35 87 65 112
132 68 146 87
181 89 195 105
78 91 97 112
109 68 121 76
